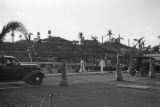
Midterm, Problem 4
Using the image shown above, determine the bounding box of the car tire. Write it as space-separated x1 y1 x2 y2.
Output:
30 74 43 85
129 66 136 76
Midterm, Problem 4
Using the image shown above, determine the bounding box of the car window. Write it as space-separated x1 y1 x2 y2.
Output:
6 59 12 65
11 59 19 65
5 59 18 65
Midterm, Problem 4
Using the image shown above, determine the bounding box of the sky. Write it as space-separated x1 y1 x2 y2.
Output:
0 0 160 47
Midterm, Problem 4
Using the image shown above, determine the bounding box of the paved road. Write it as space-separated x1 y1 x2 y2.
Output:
0 73 113 90
0 73 138 89
1 72 160 90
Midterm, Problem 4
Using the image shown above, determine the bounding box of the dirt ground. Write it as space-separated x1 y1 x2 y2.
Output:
1 73 160 107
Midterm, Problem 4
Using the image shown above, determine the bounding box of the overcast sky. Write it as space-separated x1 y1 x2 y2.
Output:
0 0 160 46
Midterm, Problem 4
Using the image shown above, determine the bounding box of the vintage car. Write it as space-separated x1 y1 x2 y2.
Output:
0 55 45 85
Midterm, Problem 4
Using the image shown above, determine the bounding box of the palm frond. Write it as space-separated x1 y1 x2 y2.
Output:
91 35 97 40
0 23 13 42
134 39 138 41
120 37 124 40
106 29 113 37
138 37 144 42
0 21 27 42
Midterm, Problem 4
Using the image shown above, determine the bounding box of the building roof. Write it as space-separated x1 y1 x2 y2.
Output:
42 36 72 43
0 55 16 59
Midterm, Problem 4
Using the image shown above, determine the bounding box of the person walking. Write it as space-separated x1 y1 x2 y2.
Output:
79 59 86 72
99 58 105 73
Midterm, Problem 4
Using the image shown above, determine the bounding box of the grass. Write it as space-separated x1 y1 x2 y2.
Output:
1 82 160 107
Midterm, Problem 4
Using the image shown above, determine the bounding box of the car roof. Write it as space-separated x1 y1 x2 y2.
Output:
0 55 16 59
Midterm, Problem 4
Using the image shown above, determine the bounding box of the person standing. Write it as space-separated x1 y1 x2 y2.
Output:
79 59 86 72
99 58 105 73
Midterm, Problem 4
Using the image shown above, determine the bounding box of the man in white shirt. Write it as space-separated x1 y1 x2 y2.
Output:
79 59 86 72
99 58 105 73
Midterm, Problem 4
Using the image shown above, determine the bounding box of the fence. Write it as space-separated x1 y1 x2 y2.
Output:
1 92 55 107
1 100 28 107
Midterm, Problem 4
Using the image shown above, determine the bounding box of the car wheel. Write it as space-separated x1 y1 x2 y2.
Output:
30 74 43 85
140 67 148 77
129 66 136 76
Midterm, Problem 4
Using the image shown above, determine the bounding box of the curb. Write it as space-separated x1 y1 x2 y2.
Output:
45 72 112 77
114 84 150 90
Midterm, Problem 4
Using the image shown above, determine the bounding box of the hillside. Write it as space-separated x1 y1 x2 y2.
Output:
102 41 131 51
0 37 133 64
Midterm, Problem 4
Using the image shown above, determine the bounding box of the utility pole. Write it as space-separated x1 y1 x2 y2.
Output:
116 34 123 81
11 30 14 43
102 36 104 44
128 39 130 47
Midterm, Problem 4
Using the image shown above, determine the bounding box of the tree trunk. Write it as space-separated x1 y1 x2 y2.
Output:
11 30 15 43
116 35 123 81
116 53 123 81
149 57 155 78
60 60 68 86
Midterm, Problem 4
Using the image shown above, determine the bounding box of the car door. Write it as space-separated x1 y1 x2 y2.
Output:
0 57 5 81
4 58 21 81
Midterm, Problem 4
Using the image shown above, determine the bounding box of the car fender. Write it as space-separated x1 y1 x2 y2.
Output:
22 70 45 81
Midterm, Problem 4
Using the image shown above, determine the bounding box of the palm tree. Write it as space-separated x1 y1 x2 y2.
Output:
25 33 32 41
114 34 124 44
106 29 114 41
91 35 98 45
91 35 98 42
134 37 144 49
141 40 145 49
0 21 27 43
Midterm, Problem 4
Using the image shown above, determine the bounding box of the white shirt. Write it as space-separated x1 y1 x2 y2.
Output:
99 60 105 67
80 60 85 67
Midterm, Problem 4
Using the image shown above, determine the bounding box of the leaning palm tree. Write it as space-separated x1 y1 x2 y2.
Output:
0 21 27 43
